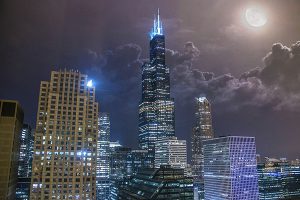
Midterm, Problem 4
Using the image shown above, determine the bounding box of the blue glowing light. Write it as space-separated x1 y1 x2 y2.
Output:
150 8 163 39
87 80 93 87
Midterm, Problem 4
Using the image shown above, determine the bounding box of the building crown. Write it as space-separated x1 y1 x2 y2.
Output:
150 9 163 39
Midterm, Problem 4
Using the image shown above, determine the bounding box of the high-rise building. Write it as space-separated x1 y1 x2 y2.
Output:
30 70 99 199
127 149 152 175
16 124 34 200
191 96 214 200
114 165 194 200
18 124 33 177
97 113 111 200
203 136 259 200
258 158 300 199
155 137 187 169
109 144 131 200
0 100 24 199
138 10 175 166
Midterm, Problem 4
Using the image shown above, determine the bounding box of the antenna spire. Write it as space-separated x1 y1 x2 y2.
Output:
150 8 163 39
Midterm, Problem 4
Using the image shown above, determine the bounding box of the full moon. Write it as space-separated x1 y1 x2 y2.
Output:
245 8 267 27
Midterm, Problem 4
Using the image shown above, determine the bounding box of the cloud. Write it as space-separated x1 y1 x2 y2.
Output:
86 41 300 113
169 41 300 111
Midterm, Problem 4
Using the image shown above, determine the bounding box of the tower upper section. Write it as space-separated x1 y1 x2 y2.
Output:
150 9 163 39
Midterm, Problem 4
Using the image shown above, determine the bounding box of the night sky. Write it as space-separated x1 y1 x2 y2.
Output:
1 0 300 160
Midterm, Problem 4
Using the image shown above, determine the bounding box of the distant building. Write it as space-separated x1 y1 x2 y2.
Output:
191 96 214 200
155 137 187 169
18 124 33 177
0 100 24 199
203 136 259 200
109 142 152 199
16 124 34 200
109 146 151 177
110 146 132 181
138 10 175 167
258 158 300 199
127 149 152 175
97 113 111 200
30 70 99 199
114 165 194 199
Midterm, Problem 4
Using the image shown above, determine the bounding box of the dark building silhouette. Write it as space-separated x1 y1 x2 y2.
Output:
0 100 24 199
113 165 193 199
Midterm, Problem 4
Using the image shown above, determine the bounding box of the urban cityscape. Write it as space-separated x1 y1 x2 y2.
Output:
1 1 300 200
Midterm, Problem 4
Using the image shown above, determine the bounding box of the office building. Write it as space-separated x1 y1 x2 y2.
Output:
127 149 152 175
114 165 194 199
109 144 131 200
203 136 259 200
18 124 33 177
258 158 300 199
0 100 24 199
97 113 111 200
138 10 175 166
30 70 99 199
16 124 34 200
191 96 214 199
155 137 187 169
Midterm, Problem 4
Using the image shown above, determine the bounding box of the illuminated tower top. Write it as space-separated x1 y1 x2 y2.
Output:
150 9 163 39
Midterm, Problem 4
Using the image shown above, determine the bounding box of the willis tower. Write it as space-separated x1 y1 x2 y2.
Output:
138 9 175 167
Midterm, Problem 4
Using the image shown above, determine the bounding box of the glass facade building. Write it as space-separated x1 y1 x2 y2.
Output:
16 124 34 200
0 100 24 199
155 136 187 169
138 10 175 167
97 113 111 200
203 136 259 200
191 96 214 200
114 165 194 200
258 158 300 199
30 70 99 199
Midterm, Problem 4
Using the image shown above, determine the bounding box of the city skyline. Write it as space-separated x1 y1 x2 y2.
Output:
1 0 300 159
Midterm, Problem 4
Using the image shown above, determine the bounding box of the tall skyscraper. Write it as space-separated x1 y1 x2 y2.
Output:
97 113 111 200
191 96 214 199
203 136 259 200
0 100 24 199
30 70 99 199
138 9 175 166
155 137 187 169
16 124 34 200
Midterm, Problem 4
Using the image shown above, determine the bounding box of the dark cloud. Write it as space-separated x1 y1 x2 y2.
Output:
166 41 300 112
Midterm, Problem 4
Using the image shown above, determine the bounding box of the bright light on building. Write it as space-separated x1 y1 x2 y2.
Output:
87 80 93 87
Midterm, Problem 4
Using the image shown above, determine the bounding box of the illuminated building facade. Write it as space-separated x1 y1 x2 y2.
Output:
0 100 24 199
203 136 259 200
138 10 175 166
155 137 187 169
30 70 99 199
97 113 111 200
115 165 194 200
18 124 33 177
191 96 214 200
258 158 300 199
16 124 34 200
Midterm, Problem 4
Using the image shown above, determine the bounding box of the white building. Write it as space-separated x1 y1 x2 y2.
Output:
155 137 187 169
